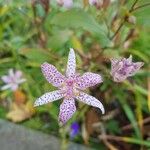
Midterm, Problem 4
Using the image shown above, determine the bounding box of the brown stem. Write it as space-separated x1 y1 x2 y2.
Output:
110 21 124 40
121 117 150 131
99 135 124 142
110 0 150 41
110 0 139 40
96 123 119 150
31 0 48 48
129 0 139 12
102 139 119 150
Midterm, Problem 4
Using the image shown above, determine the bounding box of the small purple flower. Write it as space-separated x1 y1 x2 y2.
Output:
110 55 144 82
57 0 73 9
70 122 80 138
1 69 26 91
34 48 104 125
89 0 103 8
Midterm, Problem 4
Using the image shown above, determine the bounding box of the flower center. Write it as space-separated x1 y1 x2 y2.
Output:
66 80 74 86
10 77 16 84
61 78 79 98
66 79 74 97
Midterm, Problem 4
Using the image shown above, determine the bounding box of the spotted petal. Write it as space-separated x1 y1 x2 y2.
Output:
76 92 105 114
1 75 11 83
59 98 76 125
110 58 120 69
66 48 76 77
41 62 65 87
34 90 64 107
110 60 124 75
76 72 103 90
128 62 144 76
112 72 127 82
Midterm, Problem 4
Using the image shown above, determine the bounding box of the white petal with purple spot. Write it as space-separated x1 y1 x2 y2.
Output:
66 48 76 77
76 72 103 90
59 98 76 125
128 62 144 76
34 90 64 107
41 62 65 87
76 92 105 114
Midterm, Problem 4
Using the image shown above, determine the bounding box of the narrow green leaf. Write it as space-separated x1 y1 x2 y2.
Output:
117 94 141 138
123 137 150 147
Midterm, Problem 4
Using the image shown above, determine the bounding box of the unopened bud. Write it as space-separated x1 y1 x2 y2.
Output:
89 0 103 9
127 15 136 24
57 0 73 9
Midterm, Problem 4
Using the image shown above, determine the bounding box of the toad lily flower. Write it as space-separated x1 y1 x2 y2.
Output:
34 48 104 125
1 69 26 91
110 55 144 82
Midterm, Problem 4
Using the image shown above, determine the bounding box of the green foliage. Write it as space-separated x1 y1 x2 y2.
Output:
105 120 121 134
50 9 110 46
0 107 7 118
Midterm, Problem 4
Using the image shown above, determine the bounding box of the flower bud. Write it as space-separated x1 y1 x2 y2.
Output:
127 15 136 25
57 0 73 9
89 0 103 9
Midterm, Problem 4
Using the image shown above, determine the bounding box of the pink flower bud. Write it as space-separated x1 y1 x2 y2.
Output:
57 0 73 9
89 0 103 9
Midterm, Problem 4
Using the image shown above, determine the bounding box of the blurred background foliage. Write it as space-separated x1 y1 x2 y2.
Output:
0 0 150 149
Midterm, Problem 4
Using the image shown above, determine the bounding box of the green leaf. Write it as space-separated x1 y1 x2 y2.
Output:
0 107 7 119
123 137 150 147
19 48 51 64
117 94 141 139
47 30 73 50
134 5 150 27
128 49 149 63
36 4 45 18
134 84 148 96
106 120 121 134
0 5 9 16
22 117 43 130
50 9 110 47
